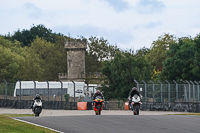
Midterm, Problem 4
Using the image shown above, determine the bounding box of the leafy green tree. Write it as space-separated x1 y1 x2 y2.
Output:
101 51 151 100
17 46 44 81
85 36 120 74
87 36 120 61
85 52 101 73
0 36 25 82
191 34 200 77
160 35 200 80
146 34 177 71
0 34 68 81
5 24 58 47
22 36 67 81
135 47 150 57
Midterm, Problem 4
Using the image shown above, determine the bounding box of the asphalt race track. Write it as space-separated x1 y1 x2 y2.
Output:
16 115 200 133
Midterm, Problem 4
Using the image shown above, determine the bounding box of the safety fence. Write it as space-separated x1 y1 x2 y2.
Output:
1 80 200 103
0 82 15 99
0 80 89 102
0 82 66 102
1 80 200 112
134 80 200 103
2 80 200 103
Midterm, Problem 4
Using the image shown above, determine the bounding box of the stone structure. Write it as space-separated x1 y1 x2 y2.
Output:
59 39 87 82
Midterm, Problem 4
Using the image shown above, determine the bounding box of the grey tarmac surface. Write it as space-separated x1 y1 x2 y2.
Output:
16 115 200 133
1 108 198 133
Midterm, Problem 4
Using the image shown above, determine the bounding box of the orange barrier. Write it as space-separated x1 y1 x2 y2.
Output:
77 102 87 110
124 102 129 110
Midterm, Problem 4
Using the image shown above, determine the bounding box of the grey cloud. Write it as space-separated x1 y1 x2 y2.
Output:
137 0 165 14
24 3 42 19
104 0 129 12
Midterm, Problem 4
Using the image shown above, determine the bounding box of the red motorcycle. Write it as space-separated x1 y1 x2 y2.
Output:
93 96 104 115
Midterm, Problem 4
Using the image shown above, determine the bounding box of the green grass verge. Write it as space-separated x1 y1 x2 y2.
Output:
0 114 58 133
166 113 200 116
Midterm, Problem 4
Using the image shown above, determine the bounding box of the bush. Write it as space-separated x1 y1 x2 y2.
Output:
64 93 70 102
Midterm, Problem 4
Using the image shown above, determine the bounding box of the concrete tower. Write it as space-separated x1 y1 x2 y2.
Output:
59 39 87 82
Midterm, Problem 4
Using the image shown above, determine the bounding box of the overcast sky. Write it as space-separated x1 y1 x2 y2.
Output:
1 0 200 51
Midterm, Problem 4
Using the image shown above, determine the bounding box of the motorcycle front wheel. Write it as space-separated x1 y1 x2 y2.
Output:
96 105 101 115
133 105 139 115
34 107 40 117
136 105 139 115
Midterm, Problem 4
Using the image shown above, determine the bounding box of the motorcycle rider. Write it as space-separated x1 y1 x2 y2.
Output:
93 90 104 113
128 87 142 107
31 94 42 109
93 90 104 100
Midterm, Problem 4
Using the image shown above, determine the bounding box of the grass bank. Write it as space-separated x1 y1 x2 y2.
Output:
167 113 200 116
0 114 58 133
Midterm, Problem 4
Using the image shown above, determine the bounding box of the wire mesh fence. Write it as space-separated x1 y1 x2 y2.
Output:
1 80 200 103
1 80 200 112
137 80 200 103
0 82 15 98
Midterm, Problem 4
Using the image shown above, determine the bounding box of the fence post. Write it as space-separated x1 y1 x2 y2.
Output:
59 80 63 108
150 80 155 103
71 80 75 108
84 80 89 91
185 80 191 102
17 79 21 109
3 79 7 100
46 80 49 102
33 80 36 96
165 80 170 102
158 80 163 102
134 80 139 89
184 84 187 102
195 81 199 102
190 81 195 102
142 80 147 102
173 80 178 102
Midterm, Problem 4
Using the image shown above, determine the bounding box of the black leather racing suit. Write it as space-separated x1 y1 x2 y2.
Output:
129 90 142 105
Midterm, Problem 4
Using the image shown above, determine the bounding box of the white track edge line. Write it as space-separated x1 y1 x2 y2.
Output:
12 118 64 133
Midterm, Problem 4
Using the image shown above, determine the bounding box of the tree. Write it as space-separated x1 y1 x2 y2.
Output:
191 34 200 77
85 52 101 73
85 36 120 73
0 36 25 82
12 36 67 81
5 24 58 47
135 47 150 57
101 51 151 100
160 35 200 81
17 46 44 81
87 36 120 61
145 33 177 71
